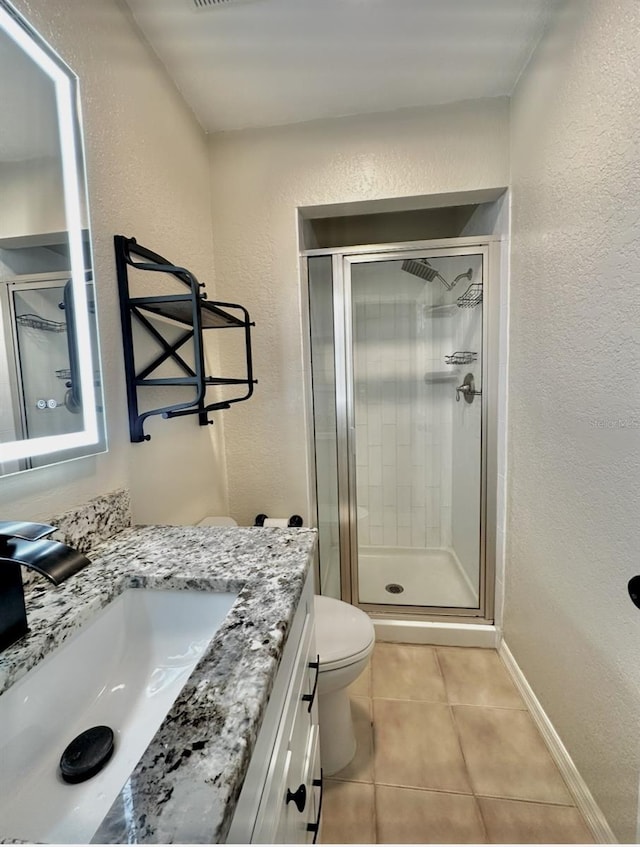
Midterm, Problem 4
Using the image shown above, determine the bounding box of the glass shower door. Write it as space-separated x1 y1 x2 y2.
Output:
308 255 342 599
346 250 485 611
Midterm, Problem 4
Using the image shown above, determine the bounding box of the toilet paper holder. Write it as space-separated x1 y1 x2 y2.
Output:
254 514 303 528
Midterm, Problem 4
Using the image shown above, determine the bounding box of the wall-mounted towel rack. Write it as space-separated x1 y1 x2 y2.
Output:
115 235 256 443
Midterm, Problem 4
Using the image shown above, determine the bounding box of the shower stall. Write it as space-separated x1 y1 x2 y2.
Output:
307 239 497 623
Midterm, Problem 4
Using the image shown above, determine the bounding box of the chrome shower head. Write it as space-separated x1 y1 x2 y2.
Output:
401 259 452 290
401 258 437 282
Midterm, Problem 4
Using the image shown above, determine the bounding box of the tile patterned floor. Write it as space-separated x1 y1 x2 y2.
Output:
319 643 594 844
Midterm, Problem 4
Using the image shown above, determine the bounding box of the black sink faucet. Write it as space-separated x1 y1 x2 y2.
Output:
0 521 90 652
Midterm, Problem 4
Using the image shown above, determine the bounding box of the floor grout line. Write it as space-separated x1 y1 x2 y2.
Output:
332 774 581 810
372 781 475 797
432 642 448 698
369 694 528 709
474 793 579 808
372 783 378 844
446 697 472 768
369 685 378 845
474 790 492 844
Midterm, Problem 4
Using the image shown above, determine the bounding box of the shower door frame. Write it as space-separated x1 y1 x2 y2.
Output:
307 236 499 624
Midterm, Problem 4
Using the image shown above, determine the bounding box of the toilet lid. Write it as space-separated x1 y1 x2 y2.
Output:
314 595 375 666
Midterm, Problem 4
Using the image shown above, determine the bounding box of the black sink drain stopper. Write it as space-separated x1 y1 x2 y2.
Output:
60 725 115 784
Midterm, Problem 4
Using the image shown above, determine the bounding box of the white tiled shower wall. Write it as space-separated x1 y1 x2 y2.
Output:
353 257 482 576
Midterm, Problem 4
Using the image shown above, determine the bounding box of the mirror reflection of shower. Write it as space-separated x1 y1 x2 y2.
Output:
0 275 88 469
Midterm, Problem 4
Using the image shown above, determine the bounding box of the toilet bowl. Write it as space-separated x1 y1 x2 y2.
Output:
314 595 375 776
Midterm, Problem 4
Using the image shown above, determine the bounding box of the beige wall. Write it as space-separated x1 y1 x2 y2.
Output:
0 158 65 240
507 0 640 839
0 0 228 525
209 98 510 525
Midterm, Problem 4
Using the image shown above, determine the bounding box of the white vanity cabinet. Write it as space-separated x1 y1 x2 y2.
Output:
227 570 322 844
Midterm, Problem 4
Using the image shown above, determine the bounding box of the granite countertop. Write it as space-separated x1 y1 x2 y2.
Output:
0 523 317 844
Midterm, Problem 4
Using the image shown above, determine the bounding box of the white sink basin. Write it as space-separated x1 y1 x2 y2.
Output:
0 587 237 843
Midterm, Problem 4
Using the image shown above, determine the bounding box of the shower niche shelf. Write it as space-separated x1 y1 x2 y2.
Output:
457 283 483 308
445 351 478 366
15 313 66 333
115 235 256 443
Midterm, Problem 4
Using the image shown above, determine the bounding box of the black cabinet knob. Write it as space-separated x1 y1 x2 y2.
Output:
628 576 640 609
286 783 306 814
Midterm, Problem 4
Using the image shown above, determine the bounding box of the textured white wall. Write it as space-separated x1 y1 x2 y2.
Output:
507 0 640 839
0 0 228 525
208 99 510 525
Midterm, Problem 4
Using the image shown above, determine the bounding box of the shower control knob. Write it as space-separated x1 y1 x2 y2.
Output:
47 398 58 409
36 399 47 410
456 373 482 404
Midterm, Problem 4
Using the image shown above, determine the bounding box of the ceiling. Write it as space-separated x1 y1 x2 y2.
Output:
123 0 556 134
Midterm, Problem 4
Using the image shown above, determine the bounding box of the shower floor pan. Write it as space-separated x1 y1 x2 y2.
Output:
358 546 478 608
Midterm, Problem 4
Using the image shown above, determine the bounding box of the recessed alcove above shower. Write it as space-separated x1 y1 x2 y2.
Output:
299 187 507 251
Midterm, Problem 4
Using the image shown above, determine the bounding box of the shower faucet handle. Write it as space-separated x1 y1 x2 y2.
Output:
456 373 482 404
456 382 470 401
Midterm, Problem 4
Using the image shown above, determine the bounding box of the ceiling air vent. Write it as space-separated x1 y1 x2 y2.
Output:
192 0 255 9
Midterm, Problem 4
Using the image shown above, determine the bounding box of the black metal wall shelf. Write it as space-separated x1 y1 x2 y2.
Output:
114 235 256 443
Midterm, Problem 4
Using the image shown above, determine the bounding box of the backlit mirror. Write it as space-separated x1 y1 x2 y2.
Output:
0 0 105 474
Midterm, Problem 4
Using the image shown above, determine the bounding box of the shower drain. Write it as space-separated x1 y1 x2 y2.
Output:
385 583 404 595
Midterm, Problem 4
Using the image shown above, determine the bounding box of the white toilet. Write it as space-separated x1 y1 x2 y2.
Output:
196 517 376 776
313 595 375 776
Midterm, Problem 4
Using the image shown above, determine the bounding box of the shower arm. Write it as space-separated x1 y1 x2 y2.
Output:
434 270 453 291
452 268 473 289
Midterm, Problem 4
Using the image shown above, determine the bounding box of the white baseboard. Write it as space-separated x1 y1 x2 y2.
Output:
373 619 499 648
499 641 617 844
